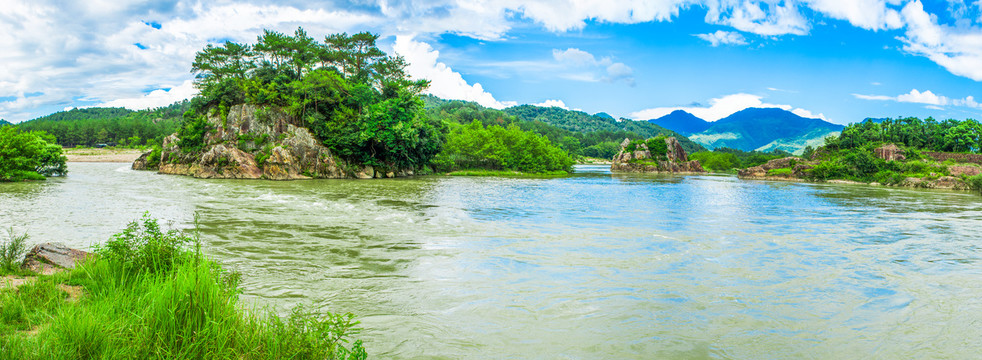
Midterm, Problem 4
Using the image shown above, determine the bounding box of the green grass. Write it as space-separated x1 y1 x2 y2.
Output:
1 228 29 274
766 168 793 176
445 169 570 178
0 213 366 359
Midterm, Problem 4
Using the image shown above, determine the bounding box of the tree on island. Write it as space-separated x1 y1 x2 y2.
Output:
0 126 67 181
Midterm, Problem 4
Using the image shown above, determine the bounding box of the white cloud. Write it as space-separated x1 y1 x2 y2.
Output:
552 48 634 84
853 88 982 109
629 93 828 121
533 99 569 109
393 35 515 109
96 80 198 110
803 0 903 30
898 0 982 81
705 0 810 35
695 30 748 46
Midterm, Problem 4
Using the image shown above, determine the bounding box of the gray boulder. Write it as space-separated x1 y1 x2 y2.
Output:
21 243 92 273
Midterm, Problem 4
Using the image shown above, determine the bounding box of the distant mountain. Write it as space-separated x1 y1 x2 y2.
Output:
0 119 11 127
504 105 706 154
593 112 614 120
648 110 711 136
687 107 843 154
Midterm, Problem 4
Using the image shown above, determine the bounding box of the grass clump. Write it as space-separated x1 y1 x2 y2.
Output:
0 228 29 274
766 168 793 177
0 213 366 359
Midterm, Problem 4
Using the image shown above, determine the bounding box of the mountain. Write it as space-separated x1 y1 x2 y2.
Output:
687 107 843 154
504 105 706 154
0 119 11 127
648 110 711 135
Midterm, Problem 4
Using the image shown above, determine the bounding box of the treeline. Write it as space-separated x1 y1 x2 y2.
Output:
827 117 981 153
15 103 185 147
690 147 792 172
431 121 574 173
803 117 981 183
422 96 702 160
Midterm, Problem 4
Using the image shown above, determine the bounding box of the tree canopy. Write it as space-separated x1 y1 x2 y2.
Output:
0 127 67 181
187 28 439 171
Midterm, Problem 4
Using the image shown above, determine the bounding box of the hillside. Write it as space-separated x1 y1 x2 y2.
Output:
648 110 711 135
503 105 706 154
0 119 11 127
686 108 843 154
16 102 187 147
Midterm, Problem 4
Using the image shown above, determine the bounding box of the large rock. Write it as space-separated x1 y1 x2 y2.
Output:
21 243 92 273
610 137 705 174
137 105 390 180
874 144 905 161
738 157 811 179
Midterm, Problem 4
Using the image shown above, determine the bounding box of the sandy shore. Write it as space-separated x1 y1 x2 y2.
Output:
64 148 144 163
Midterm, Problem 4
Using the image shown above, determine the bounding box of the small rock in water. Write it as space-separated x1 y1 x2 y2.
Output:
21 243 93 273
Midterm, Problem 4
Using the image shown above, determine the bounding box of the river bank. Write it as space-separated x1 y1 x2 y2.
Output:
64 148 143 163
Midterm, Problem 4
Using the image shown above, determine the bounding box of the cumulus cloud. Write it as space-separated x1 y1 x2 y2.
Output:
853 88 982 109
533 99 569 109
803 0 903 30
629 93 828 121
95 80 198 110
695 30 747 46
393 35 515 109
552 48 635 85
897 0 982 81
704 0 810 35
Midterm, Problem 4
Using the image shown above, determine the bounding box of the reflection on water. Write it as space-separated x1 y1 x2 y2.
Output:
2 163 982 359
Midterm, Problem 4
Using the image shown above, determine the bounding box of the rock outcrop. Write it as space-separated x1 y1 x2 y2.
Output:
874 144 905 161
22 243 93 273
738 157 814 180
133 105 412 179
610 137 705 173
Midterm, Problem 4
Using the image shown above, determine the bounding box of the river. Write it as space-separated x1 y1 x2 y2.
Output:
2 163 981 359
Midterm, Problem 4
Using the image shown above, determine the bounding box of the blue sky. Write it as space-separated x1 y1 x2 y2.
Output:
1 1 981 125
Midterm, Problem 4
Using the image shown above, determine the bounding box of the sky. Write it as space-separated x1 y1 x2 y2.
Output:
1 0 981 125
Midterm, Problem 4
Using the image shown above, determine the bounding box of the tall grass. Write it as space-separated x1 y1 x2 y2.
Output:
0 213 366 359
0 227 29 273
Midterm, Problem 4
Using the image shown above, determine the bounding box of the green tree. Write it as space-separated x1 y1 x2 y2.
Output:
0 127 67 181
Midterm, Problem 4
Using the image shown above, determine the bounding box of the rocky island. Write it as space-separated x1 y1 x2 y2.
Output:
132 104 406 179
610 136 705 174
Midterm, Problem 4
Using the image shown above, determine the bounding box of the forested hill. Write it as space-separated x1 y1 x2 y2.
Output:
15 102 187 147
0 119 11 127
502 104 706 154
421 95 706 156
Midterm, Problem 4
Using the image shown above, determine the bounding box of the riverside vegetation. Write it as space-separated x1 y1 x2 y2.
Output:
0 214 366 359
134 28 572 178
0 126 67 182
736 117 982 193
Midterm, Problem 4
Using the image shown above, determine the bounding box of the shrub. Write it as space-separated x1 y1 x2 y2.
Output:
968 174 982 193
766 168 793 176
0 228 29 273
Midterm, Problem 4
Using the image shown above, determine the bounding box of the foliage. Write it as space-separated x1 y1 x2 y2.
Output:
431 120 574 174
185 28 439 172
581 141 621 159
504 104 706 154
967 174 982 193
0 228 29 273
0 214 366 359
145 145 162 169
645 136 669 159
766 168 793 176
177 111 211 153
690 147 789 172
15 103 185 148
0 127 67 181
828 117 981 153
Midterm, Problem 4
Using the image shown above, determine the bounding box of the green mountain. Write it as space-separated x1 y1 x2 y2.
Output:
686 108 843 154
648 110 711 136
0 119 11 127
503 105 706 154
17 102 187 147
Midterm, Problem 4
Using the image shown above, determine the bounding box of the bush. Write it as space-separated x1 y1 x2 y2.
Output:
766 168 793 176
0 228 29 273
968 174 982 193
0 127 67 181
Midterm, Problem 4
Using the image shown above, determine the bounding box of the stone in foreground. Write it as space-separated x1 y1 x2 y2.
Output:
22 243 93 273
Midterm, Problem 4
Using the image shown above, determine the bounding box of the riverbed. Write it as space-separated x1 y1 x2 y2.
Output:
2 163 981 359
